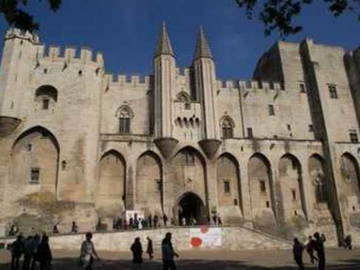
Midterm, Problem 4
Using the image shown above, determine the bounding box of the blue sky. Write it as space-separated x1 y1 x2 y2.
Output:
0 0 359 79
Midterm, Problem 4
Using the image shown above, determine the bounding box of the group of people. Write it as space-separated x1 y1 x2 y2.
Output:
9 233 52 270
111 214 169 231
79 232 178 270
129 232 179 270
293 232 354 270
292 232 327 270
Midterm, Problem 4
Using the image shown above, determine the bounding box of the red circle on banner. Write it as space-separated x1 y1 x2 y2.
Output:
191 237 202 247
200 226 209 234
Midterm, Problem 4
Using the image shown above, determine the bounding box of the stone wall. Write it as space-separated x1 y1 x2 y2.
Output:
1 227 294 251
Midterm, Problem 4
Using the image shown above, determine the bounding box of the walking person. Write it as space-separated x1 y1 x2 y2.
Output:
130 237 143 270
293 238 304 270
80 232 100 270
314 232 326 270
71 221 78 233
10 234 24 270
162 232 179 270
146 237 154 260
30 234 41 270
163 214 168 227
343 234 352 250
148 214 152 228
37 235 52 270
306 236 317 264
154 215 159 228
22 236 33 270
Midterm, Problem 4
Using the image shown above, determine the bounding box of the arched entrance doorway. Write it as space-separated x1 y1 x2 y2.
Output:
177 193 206 225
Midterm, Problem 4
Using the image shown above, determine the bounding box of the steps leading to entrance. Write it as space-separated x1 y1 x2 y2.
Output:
1 226 292 251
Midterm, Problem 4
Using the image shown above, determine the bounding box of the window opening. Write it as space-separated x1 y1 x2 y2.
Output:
30 168 40 184
224 180 231 193
268 104 275 115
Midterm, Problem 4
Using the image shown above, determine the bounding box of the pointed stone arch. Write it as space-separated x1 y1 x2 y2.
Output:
216 153 243 221
340 152 360 213
176 91 191 103
136 151 163 215
10 126 60 200
279 153 306 220
115 105 134 119
248 153 276 227
170 146 208 222
96 150 126 216
176 191 207 225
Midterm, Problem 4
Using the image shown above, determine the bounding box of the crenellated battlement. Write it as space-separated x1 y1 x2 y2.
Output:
37 44 104 67
5 28 40 43
104 73 152 89
217 79 285 92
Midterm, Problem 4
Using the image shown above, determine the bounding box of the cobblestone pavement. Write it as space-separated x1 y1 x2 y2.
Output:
0 248 359 269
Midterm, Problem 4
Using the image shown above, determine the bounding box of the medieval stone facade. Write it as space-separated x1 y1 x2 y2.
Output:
1 25 360 244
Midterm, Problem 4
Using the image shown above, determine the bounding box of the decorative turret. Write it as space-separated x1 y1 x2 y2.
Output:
192 27 221 159
155 22 174 57
193 26 213 60
153 23 178 158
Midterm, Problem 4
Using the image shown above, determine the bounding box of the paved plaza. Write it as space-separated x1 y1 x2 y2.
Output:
0 247 359 269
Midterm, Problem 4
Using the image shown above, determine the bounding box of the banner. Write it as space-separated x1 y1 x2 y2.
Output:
189 227 222 248
124 210 144 223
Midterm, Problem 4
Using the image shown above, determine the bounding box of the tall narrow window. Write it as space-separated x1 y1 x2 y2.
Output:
119 108 131 134
224 180 231 193
349 131 359 143
268 105 275 115
329 84 338 99
291 189 296 201
247 128 253 138
299 83 306 93
156 179 162 192
30 168 40 184
260 180 266 193
42 99 49 110
221 116 234 139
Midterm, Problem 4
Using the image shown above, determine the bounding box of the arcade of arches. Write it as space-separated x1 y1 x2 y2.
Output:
6 129 360 236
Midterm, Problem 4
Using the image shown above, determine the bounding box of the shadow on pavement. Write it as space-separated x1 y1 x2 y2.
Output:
1 257 360 270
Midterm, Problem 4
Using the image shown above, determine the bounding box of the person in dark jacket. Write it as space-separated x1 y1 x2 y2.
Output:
162 232 179 270
10 234 24 270
37 235 52 270
306 235 317 264
163 214 168 227
22 236 33 270
130 237 143 269
146 237 154 260
293 238 304 270
314 232 326 270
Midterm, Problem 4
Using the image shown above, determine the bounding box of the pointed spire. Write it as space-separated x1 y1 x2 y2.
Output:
194 26 213 61
155 22 174 57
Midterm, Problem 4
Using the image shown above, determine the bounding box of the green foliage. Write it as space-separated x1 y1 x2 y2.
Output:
235 0 359 36
0 0 62 32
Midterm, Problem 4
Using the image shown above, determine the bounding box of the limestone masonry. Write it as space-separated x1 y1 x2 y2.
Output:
1 25 360 245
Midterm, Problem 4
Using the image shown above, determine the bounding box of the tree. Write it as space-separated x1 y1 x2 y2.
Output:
0 0 62 32
235 0 359 36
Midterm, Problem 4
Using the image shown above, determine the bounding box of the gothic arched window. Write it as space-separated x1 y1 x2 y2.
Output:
221 116 234 139
117 106 133 134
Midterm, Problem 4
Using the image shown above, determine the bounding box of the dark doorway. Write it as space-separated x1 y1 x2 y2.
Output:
178 193 206 225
